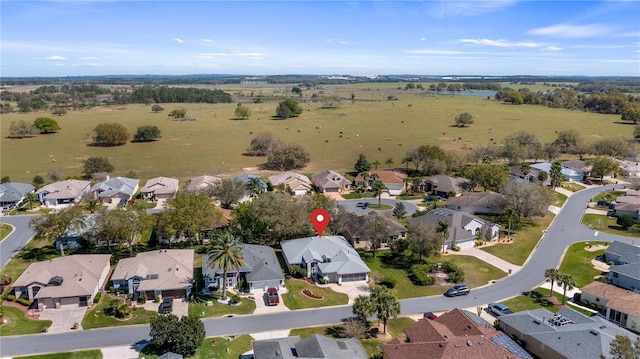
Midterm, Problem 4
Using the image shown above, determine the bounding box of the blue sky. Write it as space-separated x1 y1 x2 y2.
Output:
1 0 639 77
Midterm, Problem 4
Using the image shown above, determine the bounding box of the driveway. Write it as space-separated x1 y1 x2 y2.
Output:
141 298 188 317
38 307 88 333
252 288 291 315
316 281 371 304
337 198 419 216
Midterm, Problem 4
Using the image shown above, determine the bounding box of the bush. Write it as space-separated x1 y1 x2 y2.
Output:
380 278 396 289
318 277 328 285
447 270 465 283
573 292 582 303
453 246 461 252
289 265 307 278
93 292 102 304
5 294 16 301
16 298 31 306
137 294 147 304
104 298 132 319
229 293 241 304
411 264 436 286
154 296 160 303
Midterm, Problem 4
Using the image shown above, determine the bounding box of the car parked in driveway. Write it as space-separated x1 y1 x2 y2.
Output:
488 302 513 316
161 298 173 314
444 285 470 297
423 311 438 320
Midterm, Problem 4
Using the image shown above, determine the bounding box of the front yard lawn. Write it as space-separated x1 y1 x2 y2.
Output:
139 335 253 359
341 192 363 199
554 192 567 207
561 182 585 192
582 214 640 238
559 241 608 287
481 214 554 266
592 190 626 203
82 294 157 329
188 293 255 318
0 223 13 241
0 306 52 336
282 279 349 309
15 350 102 359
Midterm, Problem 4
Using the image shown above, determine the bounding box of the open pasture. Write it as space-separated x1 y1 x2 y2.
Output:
1 85 625 183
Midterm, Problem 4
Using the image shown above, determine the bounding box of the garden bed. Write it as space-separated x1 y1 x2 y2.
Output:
302 289 323 300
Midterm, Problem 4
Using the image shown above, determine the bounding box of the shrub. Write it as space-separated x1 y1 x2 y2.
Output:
229 293 241 304
16 298 31 306
5 294 16 302
447 271 465 283
104 298 132 319
318 277 328 285
289 265 307 278
380 278 396 289
453 246 461 252
154 296 160 303
573 292 582 303
474 240 484 247
93 292 102 304
137 294 147 304
411 264 436 286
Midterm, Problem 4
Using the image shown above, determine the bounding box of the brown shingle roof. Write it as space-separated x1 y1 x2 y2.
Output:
581 281 640 317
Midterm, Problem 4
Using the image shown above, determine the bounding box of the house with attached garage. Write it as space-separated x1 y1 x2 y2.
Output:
342 211 407 249
183 175 221 194
36 179 90 207
281 236 370 284
0 182 34 210
139 176 179 200
252 334 368 359
13 254 111 310
354 170 406 196
408 208 499 250
531 162 586 182
445 191 503 215
202 243 284 293
90 176 139 206
417 175 470 198
110 249 194 300
311 170 351 193
268 172 313 195
580 281 640 334
604 241 640 292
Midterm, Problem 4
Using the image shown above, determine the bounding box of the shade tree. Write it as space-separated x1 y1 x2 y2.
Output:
93 122 129 146
454 112 474 127
275 98 303 119
264 142 310 171
133 125 161 142
33 117 61 133
82 157 114 179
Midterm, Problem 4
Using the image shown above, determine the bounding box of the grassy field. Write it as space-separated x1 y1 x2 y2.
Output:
282 279 349 309
0 223 13 241
481 214 554 265
15 350 102 359
0 306 52 336
361 251 506 299
1 86 624 183
559 241 608 287
582 213 640 238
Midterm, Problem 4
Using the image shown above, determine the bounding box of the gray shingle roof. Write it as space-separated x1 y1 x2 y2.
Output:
90 177 139 198
0 182 34 204
607 241 640 264
203 244 284 283
281 236 370 276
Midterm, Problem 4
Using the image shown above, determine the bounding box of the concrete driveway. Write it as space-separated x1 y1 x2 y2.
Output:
317 281 371 304
141 298 188 317
337 198 419 216
38 307 87 333
252 289 291 314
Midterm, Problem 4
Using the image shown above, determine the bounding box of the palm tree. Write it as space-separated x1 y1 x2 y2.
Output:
544 268 560 297
503 207 516 238
246 177 263 197
521 163 531 182
371 180 387 207
372 160 381 170
352 295 374 323
401 156 412 173
207 231 244 301
436 220 449 253
557 273 577 305
375 291 400 334
385 157 395 169
23 192 39 210
83 198 100 213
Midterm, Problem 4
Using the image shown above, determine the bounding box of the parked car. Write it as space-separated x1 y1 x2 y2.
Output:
583 179 594 185
266 287 279 306
423 195 442 202
423 311 438 320
444 285 470 297
488 302 513 316
161 298 173 314
597 200 616 209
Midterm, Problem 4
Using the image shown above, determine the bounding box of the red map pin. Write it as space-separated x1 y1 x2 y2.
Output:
311 208 330 239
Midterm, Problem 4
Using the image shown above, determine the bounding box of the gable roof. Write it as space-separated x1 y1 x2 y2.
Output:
203 244 284 283
561 159 592 172
606 241 640 264
354 170 407 185
268 172 313 188
581 281 640 317
36 179 90 200
423 175 470 194
311 170 351 190
408 208 496 243
234 173 268 191
0 182 34 203
140 177 179 196
446 191 502 209
184 175 221 193
252 335 368 359
281 236 369 276
111 249 194 291
90 177 139 198
13 254 111 299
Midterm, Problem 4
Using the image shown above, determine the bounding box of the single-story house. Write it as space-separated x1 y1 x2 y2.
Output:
561 160 592 179
234 173 268 195
605 241 640 291
612 202 640 219
183 175 221 194
445 191 503 215
417 175 470 198
0 182 35 210
281 236 370 284
268 172 313 195
382 308 533 359
111 249 194 300
252 334 368 359
36 179 90 207
56 213 98 250
13 254 111 310
342 211 407 249
311 170 351 193
509 165 545 185
531 162 584 182
580 281 640 333
408 208 499 250
354 170 407 196
499 307 638 359
202 243 284 293
90 177 139 205
139 176 179 200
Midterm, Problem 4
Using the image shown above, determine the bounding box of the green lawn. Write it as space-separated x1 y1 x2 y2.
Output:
282 279 349 309
501 288 561 314
559 241 608 287
481 214 554 266
290 317 415 358
139 335 253 359
15 350 102 359
361 251 506 299
188 294 256 318
0 306 52 336
1 89 623 183
592 190 626 202
341 192 363 199
0 223 13 241
82 294 158 329
561 182 585 192
582 213 640 238
554 192 568 207
368 203 393 210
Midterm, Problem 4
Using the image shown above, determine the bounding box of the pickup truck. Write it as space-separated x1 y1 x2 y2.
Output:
267 287 279 306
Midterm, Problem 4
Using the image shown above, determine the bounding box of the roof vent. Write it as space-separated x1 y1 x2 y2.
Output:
467 340 472 346
48 276 63 286
533 319 541 324
599 325 607 329
590 330 599 336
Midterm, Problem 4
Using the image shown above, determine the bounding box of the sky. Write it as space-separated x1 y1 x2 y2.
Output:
1 0 639 77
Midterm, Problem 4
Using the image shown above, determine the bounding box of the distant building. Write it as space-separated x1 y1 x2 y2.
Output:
36 180 90 206
605 241 640 291
0 182 34 210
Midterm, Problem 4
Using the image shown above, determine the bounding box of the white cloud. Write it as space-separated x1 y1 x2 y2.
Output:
403 49 463 55
460 38 541 48
202 39 213 43
528 24 612 38
325 38 349 45
79 56 98 61
173 38 184 43
543 46 562 51
197 53 229 59
420 38 427 41
44 55 66 60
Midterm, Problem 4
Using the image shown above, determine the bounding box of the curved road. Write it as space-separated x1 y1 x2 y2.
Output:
1 185 637 357
0 215 36 269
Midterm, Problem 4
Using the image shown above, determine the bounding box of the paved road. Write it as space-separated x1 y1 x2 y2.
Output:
337 198 420 216
0 215 36 269
1 185 636 357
